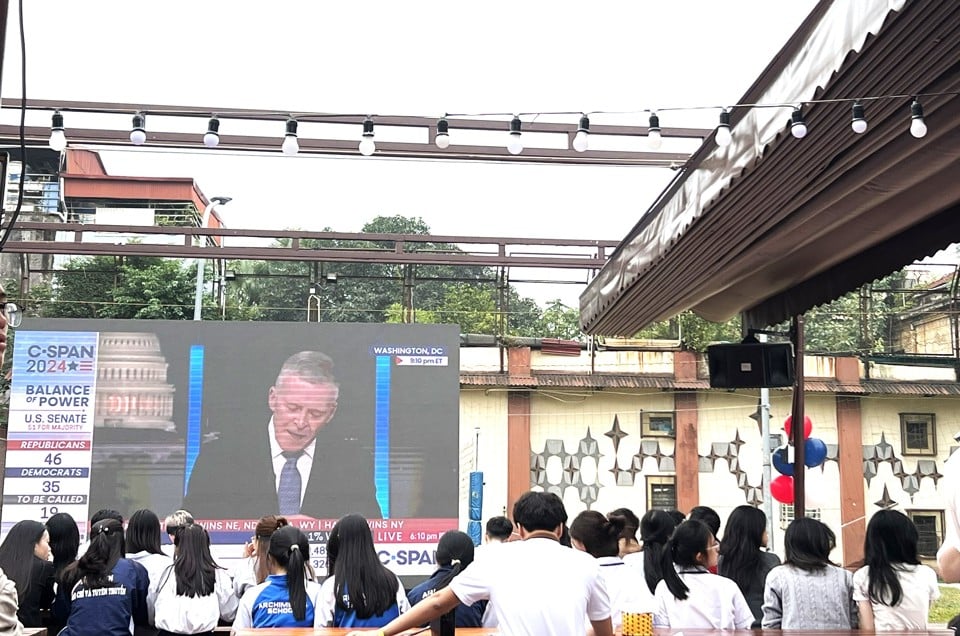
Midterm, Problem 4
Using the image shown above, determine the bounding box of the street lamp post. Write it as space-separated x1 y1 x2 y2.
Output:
193 196 232 321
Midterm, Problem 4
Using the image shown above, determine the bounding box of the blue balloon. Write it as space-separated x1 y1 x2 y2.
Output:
804 437 828 468
772 445 794 476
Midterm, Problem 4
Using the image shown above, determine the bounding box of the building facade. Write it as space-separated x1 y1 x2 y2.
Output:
458 344 960 567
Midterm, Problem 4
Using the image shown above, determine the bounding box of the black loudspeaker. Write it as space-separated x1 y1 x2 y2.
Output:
707 342 795 388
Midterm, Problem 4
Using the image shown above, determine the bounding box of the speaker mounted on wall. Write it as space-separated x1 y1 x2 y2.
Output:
707 341 795 389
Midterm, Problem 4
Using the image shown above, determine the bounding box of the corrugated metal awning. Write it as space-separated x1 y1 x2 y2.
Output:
461 373 960 395
580 0 960 335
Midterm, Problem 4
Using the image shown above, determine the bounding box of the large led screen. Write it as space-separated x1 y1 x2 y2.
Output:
1 320 460 574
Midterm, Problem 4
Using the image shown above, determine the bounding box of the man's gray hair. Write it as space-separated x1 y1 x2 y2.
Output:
276 351 339 390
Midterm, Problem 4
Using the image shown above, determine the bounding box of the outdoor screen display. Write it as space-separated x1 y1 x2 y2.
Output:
1 320 460 574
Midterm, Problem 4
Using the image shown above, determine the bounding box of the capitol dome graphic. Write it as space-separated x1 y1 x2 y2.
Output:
90 332 184 517
95 332 176 431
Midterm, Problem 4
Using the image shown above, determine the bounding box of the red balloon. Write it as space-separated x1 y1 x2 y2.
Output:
770 475 795 504
784 414 813 440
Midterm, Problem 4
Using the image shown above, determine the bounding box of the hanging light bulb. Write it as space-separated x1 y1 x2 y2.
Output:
281 118 299 155
910 99 927 138
359 117 376 156
790 107 807 139
851 102 867 134
435 118 450 149
506 116 523 155
647 113 662 149
715 109 732 147
129 113 147 145
48 111 66 152
572 115 590 152
203 117 220 148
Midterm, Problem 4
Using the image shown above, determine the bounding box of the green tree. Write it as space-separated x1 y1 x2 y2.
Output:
538 300 583 340
384 302 439 324
224 215 543 331
32 255 217 320
637 311 742 352
436 284 500 334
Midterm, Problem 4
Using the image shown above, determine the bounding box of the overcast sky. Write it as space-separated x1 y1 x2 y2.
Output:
1 1 823 305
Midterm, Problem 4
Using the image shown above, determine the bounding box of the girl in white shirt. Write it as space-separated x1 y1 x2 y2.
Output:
125 509 174 630
570 510 653 632
148 523 237 636
231 515 290 599
854 509 940 630
654 520 753 630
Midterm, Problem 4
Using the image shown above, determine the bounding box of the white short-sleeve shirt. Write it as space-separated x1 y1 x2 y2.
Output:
852 563 940 629
450 537 610 636
654 568 754 629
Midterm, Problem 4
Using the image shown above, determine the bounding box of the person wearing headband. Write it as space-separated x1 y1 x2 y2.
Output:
231 526 323 631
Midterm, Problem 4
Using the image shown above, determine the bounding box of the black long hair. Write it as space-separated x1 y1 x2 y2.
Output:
126 509 164 556
570 510 623 558
329 514 399 620
171 523 220 597
432 531 475 591
269 526 311 622
0 520 47 601
718 505 767 592
61 518 124 591
640 508 678 594
864 510 920 606
660 520 714 600
46 513 80 577
783 517 835 571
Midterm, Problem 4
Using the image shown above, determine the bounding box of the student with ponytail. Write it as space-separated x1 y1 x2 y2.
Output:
59 518 150 636
232 515 289 599
853 510 939 630
407 531 485 627
607 508 641 561
653 520 752 629
232 525 322 631
570 511 652 632
317 514 409 628
638 509 677 594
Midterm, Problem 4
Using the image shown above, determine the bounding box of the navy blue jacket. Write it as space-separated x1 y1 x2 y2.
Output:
407 565 485 628
61 558 149 636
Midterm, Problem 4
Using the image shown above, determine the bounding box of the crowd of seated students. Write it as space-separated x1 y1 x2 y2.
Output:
0 497 945 636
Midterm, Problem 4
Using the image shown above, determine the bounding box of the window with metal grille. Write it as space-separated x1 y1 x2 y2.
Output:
647 476 677 510
642 411 675 438
779 504 821 530
900 413 936 455
907 510 943 557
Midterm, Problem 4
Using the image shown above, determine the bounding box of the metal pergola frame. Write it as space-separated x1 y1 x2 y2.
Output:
0 99 709 167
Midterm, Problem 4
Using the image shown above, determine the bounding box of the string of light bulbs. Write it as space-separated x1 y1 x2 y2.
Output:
41 90 958 155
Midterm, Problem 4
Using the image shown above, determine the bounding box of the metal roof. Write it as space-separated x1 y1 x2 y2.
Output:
461 373 960 395
580 0 960 335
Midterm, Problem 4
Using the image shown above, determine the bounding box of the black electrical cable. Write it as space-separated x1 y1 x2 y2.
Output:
0 0 27 254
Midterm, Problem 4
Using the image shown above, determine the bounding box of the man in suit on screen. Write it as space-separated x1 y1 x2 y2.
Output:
182 350 381 520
